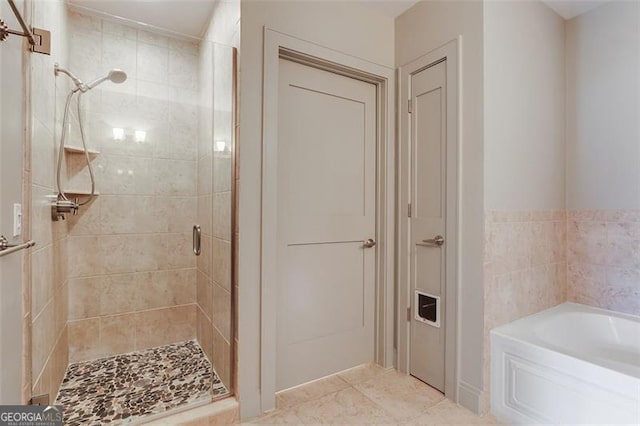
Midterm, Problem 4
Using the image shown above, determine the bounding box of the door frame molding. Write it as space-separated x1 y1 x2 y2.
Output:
261 28 396 412
397 39 460 401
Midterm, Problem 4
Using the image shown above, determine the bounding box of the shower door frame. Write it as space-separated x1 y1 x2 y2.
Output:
259 28 396 413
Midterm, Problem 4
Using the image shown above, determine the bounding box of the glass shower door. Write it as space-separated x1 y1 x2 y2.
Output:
196 41 236 399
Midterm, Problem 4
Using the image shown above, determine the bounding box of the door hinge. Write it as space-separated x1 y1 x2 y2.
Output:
408 99 412 113
408 203 412 218
407 307 411 322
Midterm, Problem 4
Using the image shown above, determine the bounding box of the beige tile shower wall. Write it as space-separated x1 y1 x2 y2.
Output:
28 0 70 402
483 210 567 410
64 12 199 362
567 210 640 315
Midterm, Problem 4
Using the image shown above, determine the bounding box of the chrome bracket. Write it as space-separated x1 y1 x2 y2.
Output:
30 27 51 55
51 197 78 221
1 0 51 55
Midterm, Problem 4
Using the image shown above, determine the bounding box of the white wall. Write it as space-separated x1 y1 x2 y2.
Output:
482 0 566 414
484 0 566 211
0 0 25 405
238 0 394 418
203 0 239 48
566 0 640 210
565 0 640 318
395 0 485 413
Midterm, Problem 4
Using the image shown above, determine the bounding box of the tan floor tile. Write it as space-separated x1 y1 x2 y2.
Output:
337 363 389 385
146 398 239 425
249 410 304 424
291 387 396 424
406 399 501 425
241 371 497 426
354 370 445 421
276 375 350 410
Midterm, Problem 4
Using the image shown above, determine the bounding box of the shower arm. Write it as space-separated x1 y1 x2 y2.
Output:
54 63 86 92
85 76 109 90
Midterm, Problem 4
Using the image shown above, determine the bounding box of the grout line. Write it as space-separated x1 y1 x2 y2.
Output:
65 232 196 242
196 303 213 325
68 266 198 281
32 323 67 401
68 231 196 237
69 302 198 323
68 266 196 281
211 323 231 347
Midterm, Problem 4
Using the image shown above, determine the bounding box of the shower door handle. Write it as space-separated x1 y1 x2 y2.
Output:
193 225 201 256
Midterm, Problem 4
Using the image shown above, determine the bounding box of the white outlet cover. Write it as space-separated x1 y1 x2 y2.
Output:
13 203 22 237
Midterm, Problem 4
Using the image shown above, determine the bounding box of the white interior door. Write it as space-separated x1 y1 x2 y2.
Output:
409 60 447 392
276 58 377 391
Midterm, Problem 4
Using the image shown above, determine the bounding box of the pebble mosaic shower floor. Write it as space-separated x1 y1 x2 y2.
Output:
55 340 228 425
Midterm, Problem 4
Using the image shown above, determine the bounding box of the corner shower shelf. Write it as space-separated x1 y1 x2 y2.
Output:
64 145 101 155
64 189 100 196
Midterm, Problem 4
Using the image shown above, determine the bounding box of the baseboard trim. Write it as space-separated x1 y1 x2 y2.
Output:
457 380 483 415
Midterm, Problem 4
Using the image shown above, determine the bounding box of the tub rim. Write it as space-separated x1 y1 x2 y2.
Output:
490 302 640 379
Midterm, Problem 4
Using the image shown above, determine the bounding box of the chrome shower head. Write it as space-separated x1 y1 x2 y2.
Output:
108 69 127 84
85 69 128 90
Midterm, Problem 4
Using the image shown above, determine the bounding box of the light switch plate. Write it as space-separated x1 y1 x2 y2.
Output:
13 203 22 237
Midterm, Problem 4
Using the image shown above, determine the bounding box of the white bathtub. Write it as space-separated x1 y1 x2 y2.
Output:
491 302 640 424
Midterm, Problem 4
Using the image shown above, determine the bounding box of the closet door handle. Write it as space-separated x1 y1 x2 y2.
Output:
417 235 444 247
363 238 377 248
193 225 201 256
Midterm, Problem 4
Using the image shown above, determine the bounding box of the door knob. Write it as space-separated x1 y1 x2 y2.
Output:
363 238 377 248
417 235 444 247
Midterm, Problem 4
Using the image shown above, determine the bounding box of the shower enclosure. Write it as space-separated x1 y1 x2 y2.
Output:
27 2 236 423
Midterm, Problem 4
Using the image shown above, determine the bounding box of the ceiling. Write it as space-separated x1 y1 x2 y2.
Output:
66 0 611 41
66 0 217 39
67 0 420 39
540 0 611 19
360 0 419 18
